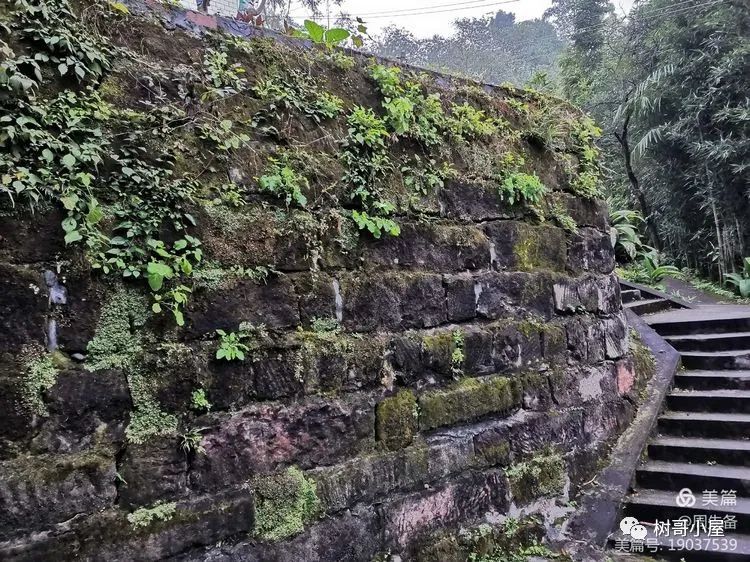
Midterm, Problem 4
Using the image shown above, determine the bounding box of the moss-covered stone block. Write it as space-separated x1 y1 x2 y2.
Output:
483 221 566 273
505 448 566 505
253 466 321 541
418 375 521 431
376 390 418 451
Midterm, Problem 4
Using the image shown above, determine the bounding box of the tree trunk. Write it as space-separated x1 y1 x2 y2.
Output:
614 106 662 250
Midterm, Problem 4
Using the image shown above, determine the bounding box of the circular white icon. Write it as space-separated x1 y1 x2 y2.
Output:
676 488 696 507
620 516 639 535
630 524 648 540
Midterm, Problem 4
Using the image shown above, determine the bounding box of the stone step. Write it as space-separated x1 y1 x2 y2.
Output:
623 488 750 530
667 332 750 353
624 298 673 315
635 461 750 496
674 371 750 391
681 350 750 371
649 316 750 337
609 528 750 561
666 389 750 414
658 412 750 438
621 288 643 304
649 437 750 467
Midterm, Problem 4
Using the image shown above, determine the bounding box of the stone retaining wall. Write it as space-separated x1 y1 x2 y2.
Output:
0 2 650 559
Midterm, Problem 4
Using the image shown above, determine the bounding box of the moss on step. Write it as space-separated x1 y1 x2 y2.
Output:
505 447 566 505
376 389 418 451
418 375 521 431
254 466 321 541
630 330 656 383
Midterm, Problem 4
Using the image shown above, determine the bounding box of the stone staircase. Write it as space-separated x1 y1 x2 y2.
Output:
617 309 750 559
621 285 678 316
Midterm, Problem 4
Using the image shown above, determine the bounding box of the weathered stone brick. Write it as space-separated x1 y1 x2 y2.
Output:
418 375 522 431
293 272 337 325
483 221 567 272
188 505 380 562
567 227 615 275
188 394 374 492
186 275 300 337
553 273 621 315
0 265 47 353
443 273 477 322
438 180 516 221
366 222 490 272
0 487 255 562
472 409 586 464
376 389 418 451
339 272 446 332
475 271 560 320
0 451 116 540
118 439 187 509
552 192 609 231
312 446 430 513
382 470 509 550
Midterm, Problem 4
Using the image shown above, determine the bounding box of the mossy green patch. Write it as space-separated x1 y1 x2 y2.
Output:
418 376 521 431
513 224 564 272
254 466 321 541
416 517 554 562
21 349 58 416
505 448 566 505
83 288 176 443
376 389 418 451
86 287 148 371
127 500 177 529
630 330 656 383
125 371 178 444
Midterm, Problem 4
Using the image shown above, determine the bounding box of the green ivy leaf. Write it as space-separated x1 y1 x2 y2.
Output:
304 20 325 43
60 194 79 210
62 154 76 168
64 231 82 245
324 28 350 46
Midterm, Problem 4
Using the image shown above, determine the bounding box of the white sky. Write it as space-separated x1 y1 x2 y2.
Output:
286 0 636 39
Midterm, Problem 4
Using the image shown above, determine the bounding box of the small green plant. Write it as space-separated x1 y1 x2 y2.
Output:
191 388 211 412
446 102 498 140
291 18 367 49
609 209 647 260
369 64 446 146
725 258 750 298
451 330 465 376
252 71 343 134
215 329 250 361
499 172 547 206
619 251 681 287
201 48 247 100
401 156 455 196
310 316 340 333
198 119 251 152
548 201 578 233
127 501 177 529
258 156 308 208
341 105 391 205
569 116 602 198
352 201 401 239
179 427 207 455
